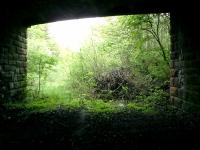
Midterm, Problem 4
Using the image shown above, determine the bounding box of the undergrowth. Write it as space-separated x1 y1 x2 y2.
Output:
3 98 159 114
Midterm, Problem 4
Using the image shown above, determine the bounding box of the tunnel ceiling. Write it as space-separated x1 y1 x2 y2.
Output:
1 0 180 27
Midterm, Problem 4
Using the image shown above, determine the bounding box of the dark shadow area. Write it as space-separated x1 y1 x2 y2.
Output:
1 107 200 150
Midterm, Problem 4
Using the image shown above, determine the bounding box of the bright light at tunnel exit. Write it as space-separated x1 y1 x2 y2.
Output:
48 17 107 52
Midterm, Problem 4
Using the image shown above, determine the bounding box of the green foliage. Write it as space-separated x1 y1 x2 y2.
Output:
26 14 171 112
4 98 159 113
27 24 59 99
135 88 170 112
65 14 170 100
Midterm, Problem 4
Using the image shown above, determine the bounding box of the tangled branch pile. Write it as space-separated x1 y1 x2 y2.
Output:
93 68 139 100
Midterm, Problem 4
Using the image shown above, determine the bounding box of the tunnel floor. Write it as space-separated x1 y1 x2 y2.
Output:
0 107 200 150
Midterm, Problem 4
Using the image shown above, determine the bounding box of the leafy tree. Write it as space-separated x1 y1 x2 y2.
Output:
27 14 170 102
67 14 170 100
101 14 170 93
27 24 59 98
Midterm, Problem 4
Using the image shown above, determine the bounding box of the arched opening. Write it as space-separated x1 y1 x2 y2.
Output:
1 1 200 149
24 14 171 113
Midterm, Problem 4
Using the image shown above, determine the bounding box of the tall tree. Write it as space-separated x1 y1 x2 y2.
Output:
27 24 59 98
67 14 170 99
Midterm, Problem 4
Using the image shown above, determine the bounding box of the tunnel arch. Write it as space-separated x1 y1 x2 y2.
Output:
0 0 199 112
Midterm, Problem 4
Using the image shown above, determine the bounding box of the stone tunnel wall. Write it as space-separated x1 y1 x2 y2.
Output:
0 10 199 112
0 27 27 102
170 13 200 111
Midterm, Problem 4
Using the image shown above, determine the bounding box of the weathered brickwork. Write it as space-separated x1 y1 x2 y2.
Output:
0 27 27 102
0 1 199 113
170 13 200 111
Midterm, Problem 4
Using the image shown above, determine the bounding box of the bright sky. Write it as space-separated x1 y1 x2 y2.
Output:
48 17 106 52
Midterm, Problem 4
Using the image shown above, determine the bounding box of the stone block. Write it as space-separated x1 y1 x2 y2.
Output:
9 82 14 89
170 87 178 96
170 69 178 77
9 60 16 65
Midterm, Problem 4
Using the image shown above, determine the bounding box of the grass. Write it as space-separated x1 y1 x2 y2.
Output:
3 98 157 114
3 97 195 150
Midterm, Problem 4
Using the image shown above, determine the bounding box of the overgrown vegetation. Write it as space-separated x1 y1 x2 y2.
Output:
25 13 170 112
2 14 200 150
